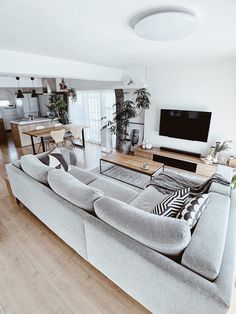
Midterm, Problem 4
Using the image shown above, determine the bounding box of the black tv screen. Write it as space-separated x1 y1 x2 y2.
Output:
159 109 212 142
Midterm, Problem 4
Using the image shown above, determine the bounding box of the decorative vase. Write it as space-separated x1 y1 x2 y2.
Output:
130 129 139 152
142 138 146 149
101 128 112 153
119 140 132 154
213 152 219 164
218 151 230 165
130 129 139 146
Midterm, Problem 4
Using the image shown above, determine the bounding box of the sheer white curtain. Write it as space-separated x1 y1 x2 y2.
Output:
69 89 115 144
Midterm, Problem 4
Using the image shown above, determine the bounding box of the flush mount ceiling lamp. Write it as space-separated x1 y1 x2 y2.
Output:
16 77 24 98
133 9 199 41
31 77 37 98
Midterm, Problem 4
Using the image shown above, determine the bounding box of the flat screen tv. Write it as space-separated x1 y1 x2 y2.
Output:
159 109 212 142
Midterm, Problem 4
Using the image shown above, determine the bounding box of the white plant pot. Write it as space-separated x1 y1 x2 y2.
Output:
101 128 113 153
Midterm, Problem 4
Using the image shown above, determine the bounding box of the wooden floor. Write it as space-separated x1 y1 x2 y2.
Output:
0 133 235 314
0 134 149 314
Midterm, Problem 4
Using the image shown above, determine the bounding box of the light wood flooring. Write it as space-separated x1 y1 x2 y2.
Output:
0 133 235 314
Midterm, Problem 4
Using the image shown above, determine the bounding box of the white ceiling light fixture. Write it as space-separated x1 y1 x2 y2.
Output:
133 10 199 41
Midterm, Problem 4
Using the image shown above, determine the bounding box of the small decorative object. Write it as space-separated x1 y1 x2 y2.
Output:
211 140 232 164
130 129 139 152
142 162 149 170
59 78 68 90
229 156 236 168
142 138 146 149
205 146 215 163
121 75 134 86
218 151 230 165
145 143 153 150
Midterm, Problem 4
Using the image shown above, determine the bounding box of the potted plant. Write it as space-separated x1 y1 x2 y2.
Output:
232 175 236 189
47 93 70 125
102 88 151 154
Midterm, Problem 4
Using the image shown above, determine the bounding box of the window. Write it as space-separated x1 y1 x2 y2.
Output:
69 89 115 144
0 100 10 107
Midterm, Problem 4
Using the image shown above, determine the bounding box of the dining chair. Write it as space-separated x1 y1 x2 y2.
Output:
65 126 82 146
50 129 66 147
35 125 52 153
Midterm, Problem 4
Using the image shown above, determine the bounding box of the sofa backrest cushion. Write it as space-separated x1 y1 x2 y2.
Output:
94 196 191 256
130 186 166 212
68 165 97 185
181 192 230 281
21 154 54 185
209 165 232 197
48 169 103 212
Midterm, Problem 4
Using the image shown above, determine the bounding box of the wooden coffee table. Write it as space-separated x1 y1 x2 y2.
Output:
100 152 164 188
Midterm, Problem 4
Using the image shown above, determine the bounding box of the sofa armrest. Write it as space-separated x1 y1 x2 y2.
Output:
94 196 191 256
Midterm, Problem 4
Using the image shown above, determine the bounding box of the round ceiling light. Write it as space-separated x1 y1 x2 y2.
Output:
134 10 199 41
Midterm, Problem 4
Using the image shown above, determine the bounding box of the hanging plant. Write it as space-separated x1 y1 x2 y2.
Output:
67 87 77 102
133 88 151 109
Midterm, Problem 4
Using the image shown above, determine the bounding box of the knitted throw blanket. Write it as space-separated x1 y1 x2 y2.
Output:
147 171 230 197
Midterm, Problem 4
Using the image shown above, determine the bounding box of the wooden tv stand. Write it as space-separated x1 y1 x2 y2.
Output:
134 146 217 177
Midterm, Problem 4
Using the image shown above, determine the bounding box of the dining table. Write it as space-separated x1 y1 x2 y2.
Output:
23 124 86 155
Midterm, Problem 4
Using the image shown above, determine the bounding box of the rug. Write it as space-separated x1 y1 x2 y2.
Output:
91 164 204 191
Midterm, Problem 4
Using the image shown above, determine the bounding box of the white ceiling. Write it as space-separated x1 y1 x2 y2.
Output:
1 0 236 69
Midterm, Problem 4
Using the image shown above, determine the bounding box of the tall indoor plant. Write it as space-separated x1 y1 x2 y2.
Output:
102 88 151 153
47 93 70 125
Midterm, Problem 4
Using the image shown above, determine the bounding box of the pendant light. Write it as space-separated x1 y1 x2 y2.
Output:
16 77 24 98
31 77 37 97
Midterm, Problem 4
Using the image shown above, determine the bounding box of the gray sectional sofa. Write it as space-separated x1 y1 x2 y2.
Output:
6 149 236 314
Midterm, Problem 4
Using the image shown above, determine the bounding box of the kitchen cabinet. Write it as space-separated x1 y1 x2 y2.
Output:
22 94 39 117
11 118 55 147
0 118 6 142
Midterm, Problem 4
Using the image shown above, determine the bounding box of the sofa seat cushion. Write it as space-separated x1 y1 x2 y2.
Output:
69 165 97 185
94 196 191 256
88 178 137 204
130 186 166 212
21 154 54 185
48 169 103 212
209 165 232 196
181 192 230 281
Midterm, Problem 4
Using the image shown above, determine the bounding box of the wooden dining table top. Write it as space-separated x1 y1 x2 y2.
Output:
23 124 88 138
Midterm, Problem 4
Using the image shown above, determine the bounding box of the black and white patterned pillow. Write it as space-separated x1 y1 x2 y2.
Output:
40 148 71 172
177 194 209 229
152 188 190 217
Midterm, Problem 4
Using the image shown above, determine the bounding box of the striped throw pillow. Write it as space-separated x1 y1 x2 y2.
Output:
152 188 190 217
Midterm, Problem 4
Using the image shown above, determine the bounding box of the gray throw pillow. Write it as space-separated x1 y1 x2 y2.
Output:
177 194 210 229
152 188 190 217
48 169 103 212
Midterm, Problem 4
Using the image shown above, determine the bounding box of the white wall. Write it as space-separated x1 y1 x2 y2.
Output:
144 59 236 156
